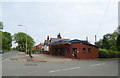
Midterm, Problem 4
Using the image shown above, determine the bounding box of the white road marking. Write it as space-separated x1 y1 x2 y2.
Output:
110 61 116 63
101 63 105 65
90 63 105 67
49 67 80 73
49 70 61 73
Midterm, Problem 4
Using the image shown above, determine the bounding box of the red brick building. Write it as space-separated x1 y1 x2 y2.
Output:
44 34 98 59
32 43 44 50
44 33 69 51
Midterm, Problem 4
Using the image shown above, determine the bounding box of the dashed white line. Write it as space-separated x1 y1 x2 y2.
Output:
49 67 80 73
49 70 61 73
90 63 105 67
101 63 105 65
110 61 116 63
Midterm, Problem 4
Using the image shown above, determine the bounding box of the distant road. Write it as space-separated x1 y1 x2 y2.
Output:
2 51 19 60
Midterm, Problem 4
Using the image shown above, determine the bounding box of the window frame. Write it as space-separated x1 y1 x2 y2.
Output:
82 48 86 53
88 48 91 53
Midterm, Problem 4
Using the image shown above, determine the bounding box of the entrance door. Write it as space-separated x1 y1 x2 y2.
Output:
72 48 77 58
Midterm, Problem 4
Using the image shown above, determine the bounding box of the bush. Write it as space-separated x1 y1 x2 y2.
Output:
99 49 109 58
30 49 48 54
99 49 120 58
116 52 120 57
108 50 117 58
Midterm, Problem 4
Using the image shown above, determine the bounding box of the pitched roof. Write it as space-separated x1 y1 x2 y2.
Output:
69 39 98 48
45 39 98 48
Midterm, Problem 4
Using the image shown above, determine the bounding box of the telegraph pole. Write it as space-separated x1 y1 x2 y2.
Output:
95 35 97 45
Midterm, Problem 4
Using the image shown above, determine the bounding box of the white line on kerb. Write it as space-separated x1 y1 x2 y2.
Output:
49 67 80 73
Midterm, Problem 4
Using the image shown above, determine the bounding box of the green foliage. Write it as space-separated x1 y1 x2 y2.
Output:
13 32 35 53
96 28 119 51
116 34 120 51
99 49 109 58
2 32 12 51
108 50 117 58
99 49 120 58
117 52 120 57
117 25 120 33
31 49 47 53
102 34 110 49
0 30 2 51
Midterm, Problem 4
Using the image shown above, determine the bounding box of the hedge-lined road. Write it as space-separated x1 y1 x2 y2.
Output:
2 53 118 76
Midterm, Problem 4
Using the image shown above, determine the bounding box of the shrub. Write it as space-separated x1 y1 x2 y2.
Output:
99 49 109 58
116 52 120 57
99 49 120 58
108 50 117 58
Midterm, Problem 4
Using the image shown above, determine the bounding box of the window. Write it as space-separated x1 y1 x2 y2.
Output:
88 48 91 53
82 48 86 53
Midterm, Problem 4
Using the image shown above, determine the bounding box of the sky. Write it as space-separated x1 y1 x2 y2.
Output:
0 0 118 47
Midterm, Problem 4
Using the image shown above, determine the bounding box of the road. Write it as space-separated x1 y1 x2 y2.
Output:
2 57 118 76
0 51 19 77
2 51 19 60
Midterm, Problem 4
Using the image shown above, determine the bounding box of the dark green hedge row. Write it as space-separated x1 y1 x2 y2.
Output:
30 49 48 52
99 49 120 58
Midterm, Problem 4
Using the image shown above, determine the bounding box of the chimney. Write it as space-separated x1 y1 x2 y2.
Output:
46 36 50 43
57 33 62 39
47 36 49 40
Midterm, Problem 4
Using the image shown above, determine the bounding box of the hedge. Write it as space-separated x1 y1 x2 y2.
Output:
99 49 120 58
30 49 47 53
99 49 109 58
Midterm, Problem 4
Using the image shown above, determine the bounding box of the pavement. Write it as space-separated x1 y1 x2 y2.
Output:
1 52 119 76
8 52 72 62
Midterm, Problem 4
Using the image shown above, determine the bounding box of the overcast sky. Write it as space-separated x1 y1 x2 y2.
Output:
0 0 118 47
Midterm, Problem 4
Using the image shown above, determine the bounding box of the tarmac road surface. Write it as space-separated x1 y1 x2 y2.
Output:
2 57 118 76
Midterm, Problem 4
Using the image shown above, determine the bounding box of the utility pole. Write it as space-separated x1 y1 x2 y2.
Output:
0 21 3 54
95 35 97 45
86 36 88 42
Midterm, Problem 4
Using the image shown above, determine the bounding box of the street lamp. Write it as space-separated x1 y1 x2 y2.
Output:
18 25 27 54
0 22 3 54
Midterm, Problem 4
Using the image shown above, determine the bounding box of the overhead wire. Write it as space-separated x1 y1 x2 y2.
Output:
96 0 111 35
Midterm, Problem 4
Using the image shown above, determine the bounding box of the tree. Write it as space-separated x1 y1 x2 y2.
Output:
102 34 110 50
95 39 103 48
116 25 120 51
117 25 120 33
96 27 119 51
13 32 35 58
2 32 12 51
116 34 120 51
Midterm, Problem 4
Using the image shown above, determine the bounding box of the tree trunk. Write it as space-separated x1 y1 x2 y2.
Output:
28 51 33 59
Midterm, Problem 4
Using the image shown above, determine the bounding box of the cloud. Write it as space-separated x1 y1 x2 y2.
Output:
2 0 118 46
1 0 110 3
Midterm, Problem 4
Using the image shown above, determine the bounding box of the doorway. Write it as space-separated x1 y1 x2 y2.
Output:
72 48 77 58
